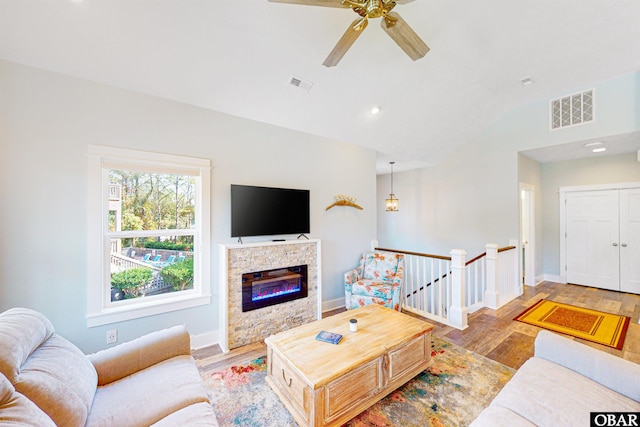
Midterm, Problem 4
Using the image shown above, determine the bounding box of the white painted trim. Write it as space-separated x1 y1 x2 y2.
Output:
87 294 211 328
520 183 536 287
86 145 211 327
190 330 219 351
543 274 565 283
218 244 230 353
559 182 640 193
322 297 345 312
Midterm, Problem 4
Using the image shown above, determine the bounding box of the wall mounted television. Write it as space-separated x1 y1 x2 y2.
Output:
230 184 310 239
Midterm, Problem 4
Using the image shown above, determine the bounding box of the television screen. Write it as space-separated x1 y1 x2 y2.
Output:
231 185 310 238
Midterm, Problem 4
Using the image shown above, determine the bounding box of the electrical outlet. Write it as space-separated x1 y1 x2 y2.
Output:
106 329 117 344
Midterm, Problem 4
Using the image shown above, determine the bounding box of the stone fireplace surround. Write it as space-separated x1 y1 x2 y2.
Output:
218 239 322 352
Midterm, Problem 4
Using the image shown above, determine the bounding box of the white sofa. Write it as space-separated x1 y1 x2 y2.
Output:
471 330 640 427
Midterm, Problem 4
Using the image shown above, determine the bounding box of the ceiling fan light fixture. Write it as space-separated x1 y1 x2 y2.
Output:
366 0 384 18
270 0 428 67
592 147 607 153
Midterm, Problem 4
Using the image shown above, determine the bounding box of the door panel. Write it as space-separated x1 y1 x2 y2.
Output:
566 190 620 291
620 188 640 294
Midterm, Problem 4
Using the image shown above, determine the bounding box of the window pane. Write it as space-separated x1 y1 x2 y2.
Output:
108 170 196 232
110 235 194 302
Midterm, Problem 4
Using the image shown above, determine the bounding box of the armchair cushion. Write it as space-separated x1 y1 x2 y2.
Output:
362 251 401 281
345 251 404 311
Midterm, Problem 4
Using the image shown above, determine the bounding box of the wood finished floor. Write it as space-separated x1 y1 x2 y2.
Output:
193 281 640 373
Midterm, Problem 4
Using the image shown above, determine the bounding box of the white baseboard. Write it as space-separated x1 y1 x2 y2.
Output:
542 274 564 284
322 297 345 312
190 330 219 350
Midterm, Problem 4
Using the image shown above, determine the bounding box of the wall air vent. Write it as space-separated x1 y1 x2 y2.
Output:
288 75 313 92
550 89 594 130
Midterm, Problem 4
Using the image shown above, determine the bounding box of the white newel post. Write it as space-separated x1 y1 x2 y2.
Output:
449 249 468 330
484 243 499 309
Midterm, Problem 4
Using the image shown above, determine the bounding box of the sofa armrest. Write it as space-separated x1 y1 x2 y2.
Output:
391 255 404 287
534 330 640 401
88 325 191 386
344 267 362 286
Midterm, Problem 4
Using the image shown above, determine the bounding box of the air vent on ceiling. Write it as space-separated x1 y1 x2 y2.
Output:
288 75 313 92
550 89 594 130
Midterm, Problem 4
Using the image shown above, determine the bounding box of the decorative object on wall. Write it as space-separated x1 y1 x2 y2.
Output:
267 0 429 67
385 161 399 212
326 194 363 210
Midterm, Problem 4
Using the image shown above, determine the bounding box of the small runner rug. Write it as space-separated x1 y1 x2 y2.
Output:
201 337 514 427
514 299 630 350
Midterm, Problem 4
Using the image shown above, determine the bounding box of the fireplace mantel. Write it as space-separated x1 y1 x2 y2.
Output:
218 239 322 352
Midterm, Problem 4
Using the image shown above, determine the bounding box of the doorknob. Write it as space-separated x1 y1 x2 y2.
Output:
621 243 627 247
612 243 618 246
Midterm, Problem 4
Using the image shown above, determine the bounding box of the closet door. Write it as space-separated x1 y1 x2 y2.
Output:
620 188 640 294
566 190 620 291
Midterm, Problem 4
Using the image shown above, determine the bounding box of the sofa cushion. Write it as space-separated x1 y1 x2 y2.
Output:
0 308 54 381
86 355 210 427
534 329 640 401
150 402 219 427
0 374 56 427
469 405 536 427
488 357 640 427
14 334 98 427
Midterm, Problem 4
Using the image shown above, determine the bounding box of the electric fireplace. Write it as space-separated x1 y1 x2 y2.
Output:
241 264 308 312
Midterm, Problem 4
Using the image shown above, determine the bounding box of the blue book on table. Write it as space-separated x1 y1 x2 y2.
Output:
315 330 343 345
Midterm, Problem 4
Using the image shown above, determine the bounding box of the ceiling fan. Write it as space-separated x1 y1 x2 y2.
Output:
268 0 430 67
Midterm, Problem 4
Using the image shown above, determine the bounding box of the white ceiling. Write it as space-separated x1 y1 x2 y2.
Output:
2 0 639 173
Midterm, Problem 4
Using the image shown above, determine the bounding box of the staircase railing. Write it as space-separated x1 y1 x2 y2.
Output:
376 242 520 330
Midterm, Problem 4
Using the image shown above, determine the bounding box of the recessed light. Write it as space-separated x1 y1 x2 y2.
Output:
592 147 607 153
584 141 603 147
370 106 380 115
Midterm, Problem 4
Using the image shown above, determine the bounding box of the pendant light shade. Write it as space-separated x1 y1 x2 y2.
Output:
385 161 399 212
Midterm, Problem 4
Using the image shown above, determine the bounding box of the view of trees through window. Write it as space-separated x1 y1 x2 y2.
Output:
108 169 197 302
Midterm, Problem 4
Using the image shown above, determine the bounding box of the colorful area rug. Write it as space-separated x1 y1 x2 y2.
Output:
201 338 514 427
514 299 630 350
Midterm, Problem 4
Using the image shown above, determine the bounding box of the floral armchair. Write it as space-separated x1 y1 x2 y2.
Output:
344 250 405 311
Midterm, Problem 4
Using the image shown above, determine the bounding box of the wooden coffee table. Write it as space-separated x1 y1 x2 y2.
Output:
265 304 435 427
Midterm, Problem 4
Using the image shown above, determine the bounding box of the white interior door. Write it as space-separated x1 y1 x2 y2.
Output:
566 190 620 291
620 188 640 294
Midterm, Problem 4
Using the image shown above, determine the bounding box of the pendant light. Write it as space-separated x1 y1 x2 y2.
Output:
385 161 399 212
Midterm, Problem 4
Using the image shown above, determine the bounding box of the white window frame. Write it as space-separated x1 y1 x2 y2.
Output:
87 145 211 327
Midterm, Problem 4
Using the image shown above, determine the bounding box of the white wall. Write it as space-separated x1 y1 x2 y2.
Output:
0 60 377 353
377 72 640 267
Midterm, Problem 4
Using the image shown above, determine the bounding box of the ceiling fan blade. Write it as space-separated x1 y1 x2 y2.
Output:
380 11 429 61
323 18 368 67
267 0 348 7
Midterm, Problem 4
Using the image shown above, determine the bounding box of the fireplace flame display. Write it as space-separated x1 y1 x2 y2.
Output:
242 265 308 312
253 282 302 301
